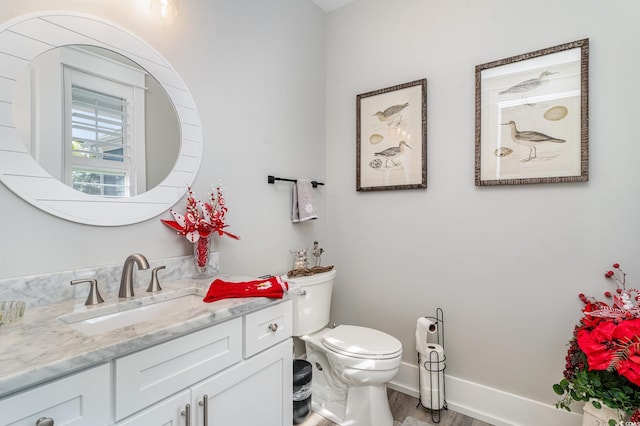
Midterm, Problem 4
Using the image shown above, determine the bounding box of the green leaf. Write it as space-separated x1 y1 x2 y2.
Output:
611 389 624 400
592 400 602 409
553 384 564 395
608 420 617 426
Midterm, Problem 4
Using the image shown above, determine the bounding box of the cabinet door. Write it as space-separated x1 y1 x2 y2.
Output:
191 339 293 426
115 389 190 426
0 364 110 426
114 317 242 420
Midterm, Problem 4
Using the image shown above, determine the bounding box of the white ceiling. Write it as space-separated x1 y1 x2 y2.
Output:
311 0 355 13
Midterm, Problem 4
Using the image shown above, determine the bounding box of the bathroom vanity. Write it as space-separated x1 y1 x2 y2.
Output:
0 10 293 424
0 274 293 426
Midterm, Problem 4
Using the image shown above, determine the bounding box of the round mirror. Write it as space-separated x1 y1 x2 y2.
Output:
0 12 202 226
14 45 180 197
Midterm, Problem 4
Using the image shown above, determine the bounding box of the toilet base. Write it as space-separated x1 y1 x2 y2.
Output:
345 384 394 426
302 328 396 426
310 384 393 426
311 400 344 425
304 343 348 423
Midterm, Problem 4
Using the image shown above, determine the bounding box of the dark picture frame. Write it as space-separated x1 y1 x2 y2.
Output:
356 79 427 191
475 39 589 186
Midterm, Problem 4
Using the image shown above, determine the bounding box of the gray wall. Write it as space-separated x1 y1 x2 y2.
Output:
324 0 640 406
0 0 326 279
2 0 639 416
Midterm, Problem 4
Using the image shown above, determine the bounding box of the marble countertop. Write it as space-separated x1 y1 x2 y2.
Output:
0 274 288 398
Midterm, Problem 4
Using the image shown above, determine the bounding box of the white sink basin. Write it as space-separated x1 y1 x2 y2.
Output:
59 293 204 336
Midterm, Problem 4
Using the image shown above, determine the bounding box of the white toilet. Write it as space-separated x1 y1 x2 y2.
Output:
288 269 402 426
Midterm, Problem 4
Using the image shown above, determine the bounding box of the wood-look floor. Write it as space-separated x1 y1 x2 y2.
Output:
299 388 493 426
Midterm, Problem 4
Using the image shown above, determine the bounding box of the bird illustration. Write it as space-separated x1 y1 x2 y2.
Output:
499 71 557 95
374 141 412 167
372 102 409 126
501 121 565 162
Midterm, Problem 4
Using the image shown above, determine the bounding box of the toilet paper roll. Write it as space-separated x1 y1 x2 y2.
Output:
419 343 445 410
415 317 438 353
423 343 444 359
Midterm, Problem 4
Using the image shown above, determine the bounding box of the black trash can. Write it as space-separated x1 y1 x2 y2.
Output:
293 359 312 424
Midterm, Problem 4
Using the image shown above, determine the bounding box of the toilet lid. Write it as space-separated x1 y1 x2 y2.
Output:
321 325 402 359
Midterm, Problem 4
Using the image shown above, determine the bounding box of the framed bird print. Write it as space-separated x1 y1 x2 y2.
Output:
356 79 427 191
475 39 589 186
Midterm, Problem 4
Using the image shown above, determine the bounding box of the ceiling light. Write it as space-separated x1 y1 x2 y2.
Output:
150 0 179 19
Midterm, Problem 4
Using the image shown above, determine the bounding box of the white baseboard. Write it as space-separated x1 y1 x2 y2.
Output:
388 361 582 426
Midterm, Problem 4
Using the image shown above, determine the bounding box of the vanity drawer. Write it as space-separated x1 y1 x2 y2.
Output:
114 317 242 421
0 364 110 426
244 300 292 357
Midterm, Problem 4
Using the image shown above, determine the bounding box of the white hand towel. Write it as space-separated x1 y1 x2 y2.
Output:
292 179 318 223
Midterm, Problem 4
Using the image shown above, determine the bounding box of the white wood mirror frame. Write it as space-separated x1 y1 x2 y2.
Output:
0 11 202 226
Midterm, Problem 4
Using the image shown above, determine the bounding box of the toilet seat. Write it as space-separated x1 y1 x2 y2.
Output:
321 325 402 360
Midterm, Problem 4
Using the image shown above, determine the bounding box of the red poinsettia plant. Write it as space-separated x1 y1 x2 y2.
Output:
162 185 239 243
554 263 640 425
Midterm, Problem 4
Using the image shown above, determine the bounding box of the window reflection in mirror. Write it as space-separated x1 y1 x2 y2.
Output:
70 84 132 196
13 45 180 198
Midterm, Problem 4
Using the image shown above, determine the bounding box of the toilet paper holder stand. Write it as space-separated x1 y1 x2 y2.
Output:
417 307 446 423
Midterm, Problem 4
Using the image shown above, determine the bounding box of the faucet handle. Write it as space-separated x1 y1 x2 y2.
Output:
71 279 105 306
147 266 166 293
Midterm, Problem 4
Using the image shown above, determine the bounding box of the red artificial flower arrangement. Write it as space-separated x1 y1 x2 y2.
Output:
162 185 239 242
161 185 239 269
554 263 640 425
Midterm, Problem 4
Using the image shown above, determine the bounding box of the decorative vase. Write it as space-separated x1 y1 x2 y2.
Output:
582 400 624 426
193 235 215 278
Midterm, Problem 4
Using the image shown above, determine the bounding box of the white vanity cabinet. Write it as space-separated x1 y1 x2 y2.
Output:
0 298 293 426
114 389 191 425
0 364 110 426
192 337 292 425
113 317 244 420
115 300 293 426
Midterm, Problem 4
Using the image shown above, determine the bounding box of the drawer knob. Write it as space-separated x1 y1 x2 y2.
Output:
36 418 54 426
268 323 279 332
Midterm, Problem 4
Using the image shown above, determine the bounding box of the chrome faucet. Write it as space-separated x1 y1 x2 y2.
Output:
118 253 150 298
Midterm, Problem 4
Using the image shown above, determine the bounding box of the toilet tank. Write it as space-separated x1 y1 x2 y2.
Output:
287 269 336 336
